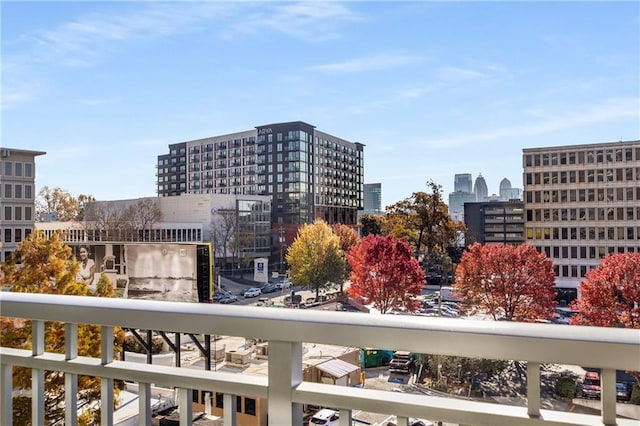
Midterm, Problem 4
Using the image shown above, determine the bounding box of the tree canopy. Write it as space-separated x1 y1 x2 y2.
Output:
359 213 383 237
84 199 163 242
347 234 424 314
286 220 346 299
385 181 458 259
331 223 360 292
0 232 124 425
453 243 557 322
570 253 640 328
36 186 95 222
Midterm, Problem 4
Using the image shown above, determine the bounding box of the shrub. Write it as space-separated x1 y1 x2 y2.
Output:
124 333 164 354
554 376 577 399
631 383 640 405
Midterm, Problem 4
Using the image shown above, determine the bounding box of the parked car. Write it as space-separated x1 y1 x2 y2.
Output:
309 409 339 426
581 371 601 399
616 382 632 402
214 291 234 303
274 278 292 290
259 283 277 294
243 287 262 298
219 294 238 304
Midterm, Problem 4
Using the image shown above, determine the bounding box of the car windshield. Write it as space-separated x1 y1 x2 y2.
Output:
310 419 327 425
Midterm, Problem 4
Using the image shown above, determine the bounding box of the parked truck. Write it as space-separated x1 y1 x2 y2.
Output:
389 351 415 374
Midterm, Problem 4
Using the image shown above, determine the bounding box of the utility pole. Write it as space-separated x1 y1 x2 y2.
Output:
278 226 285 274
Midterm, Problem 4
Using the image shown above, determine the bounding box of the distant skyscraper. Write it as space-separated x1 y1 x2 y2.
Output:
473 174 488 201
449 173 475 221
499 178 522 201
363 183 383 215
454 173 473 193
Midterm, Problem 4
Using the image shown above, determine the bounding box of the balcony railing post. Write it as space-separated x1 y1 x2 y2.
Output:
65 323 78 426
101 325 114 426
223 393 237 426
396 416 409 426
601 368 617 425
339 408 352 426
526 361 541 418
268 341 303 426
179 387 193 425
1 363 12 426
32 320 44 426
139 382 151 426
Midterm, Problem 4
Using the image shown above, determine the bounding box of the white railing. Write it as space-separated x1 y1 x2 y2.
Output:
1 292 638 426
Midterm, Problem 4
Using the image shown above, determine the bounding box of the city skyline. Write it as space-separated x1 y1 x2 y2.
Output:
3 1 638 208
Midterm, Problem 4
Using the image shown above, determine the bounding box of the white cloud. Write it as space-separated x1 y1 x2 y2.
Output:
7 3 241 68
1 87 36 111
420 97 640 148
309 53 424 73
76 97 119 106
232 2 363 41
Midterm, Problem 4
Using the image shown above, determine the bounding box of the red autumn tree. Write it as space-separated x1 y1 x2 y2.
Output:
454 243 557 321
347 234 424 314
570 253 640 328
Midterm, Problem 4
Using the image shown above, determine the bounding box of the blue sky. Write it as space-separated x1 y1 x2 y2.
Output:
2 1 639 209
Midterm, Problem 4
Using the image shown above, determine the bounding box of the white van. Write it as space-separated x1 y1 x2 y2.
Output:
310 409 339 425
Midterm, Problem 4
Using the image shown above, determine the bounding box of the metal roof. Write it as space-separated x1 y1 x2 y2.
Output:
316 358 359 378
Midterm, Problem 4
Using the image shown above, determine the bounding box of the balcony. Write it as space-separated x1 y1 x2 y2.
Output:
1 292 638 426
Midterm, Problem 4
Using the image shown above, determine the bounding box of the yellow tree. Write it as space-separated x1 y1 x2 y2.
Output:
36 186 94 222
0 232 123 425
286 220 346 299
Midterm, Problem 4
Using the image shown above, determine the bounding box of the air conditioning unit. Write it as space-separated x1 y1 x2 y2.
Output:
0 149 9 158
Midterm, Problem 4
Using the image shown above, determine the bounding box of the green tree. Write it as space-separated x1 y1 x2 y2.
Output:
347 234 424 314
0 232 123 425
385 181 459 276
286 220 346 299
360 213 384 236
454 243 557 321
331 223 360 292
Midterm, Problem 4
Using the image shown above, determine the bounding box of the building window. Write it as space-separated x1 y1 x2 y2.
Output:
4 228 11 243
4 184 11 198
25 207 32 221
4 206 11 220
4 161 12 176
15 228 22 243
14 207 21 221
15 184 22 199
244 397 256 416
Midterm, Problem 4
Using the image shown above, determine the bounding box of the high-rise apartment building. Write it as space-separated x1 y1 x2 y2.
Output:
363 183 383 215
157 121 365 238
0 148 46 262
523 140 640 302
